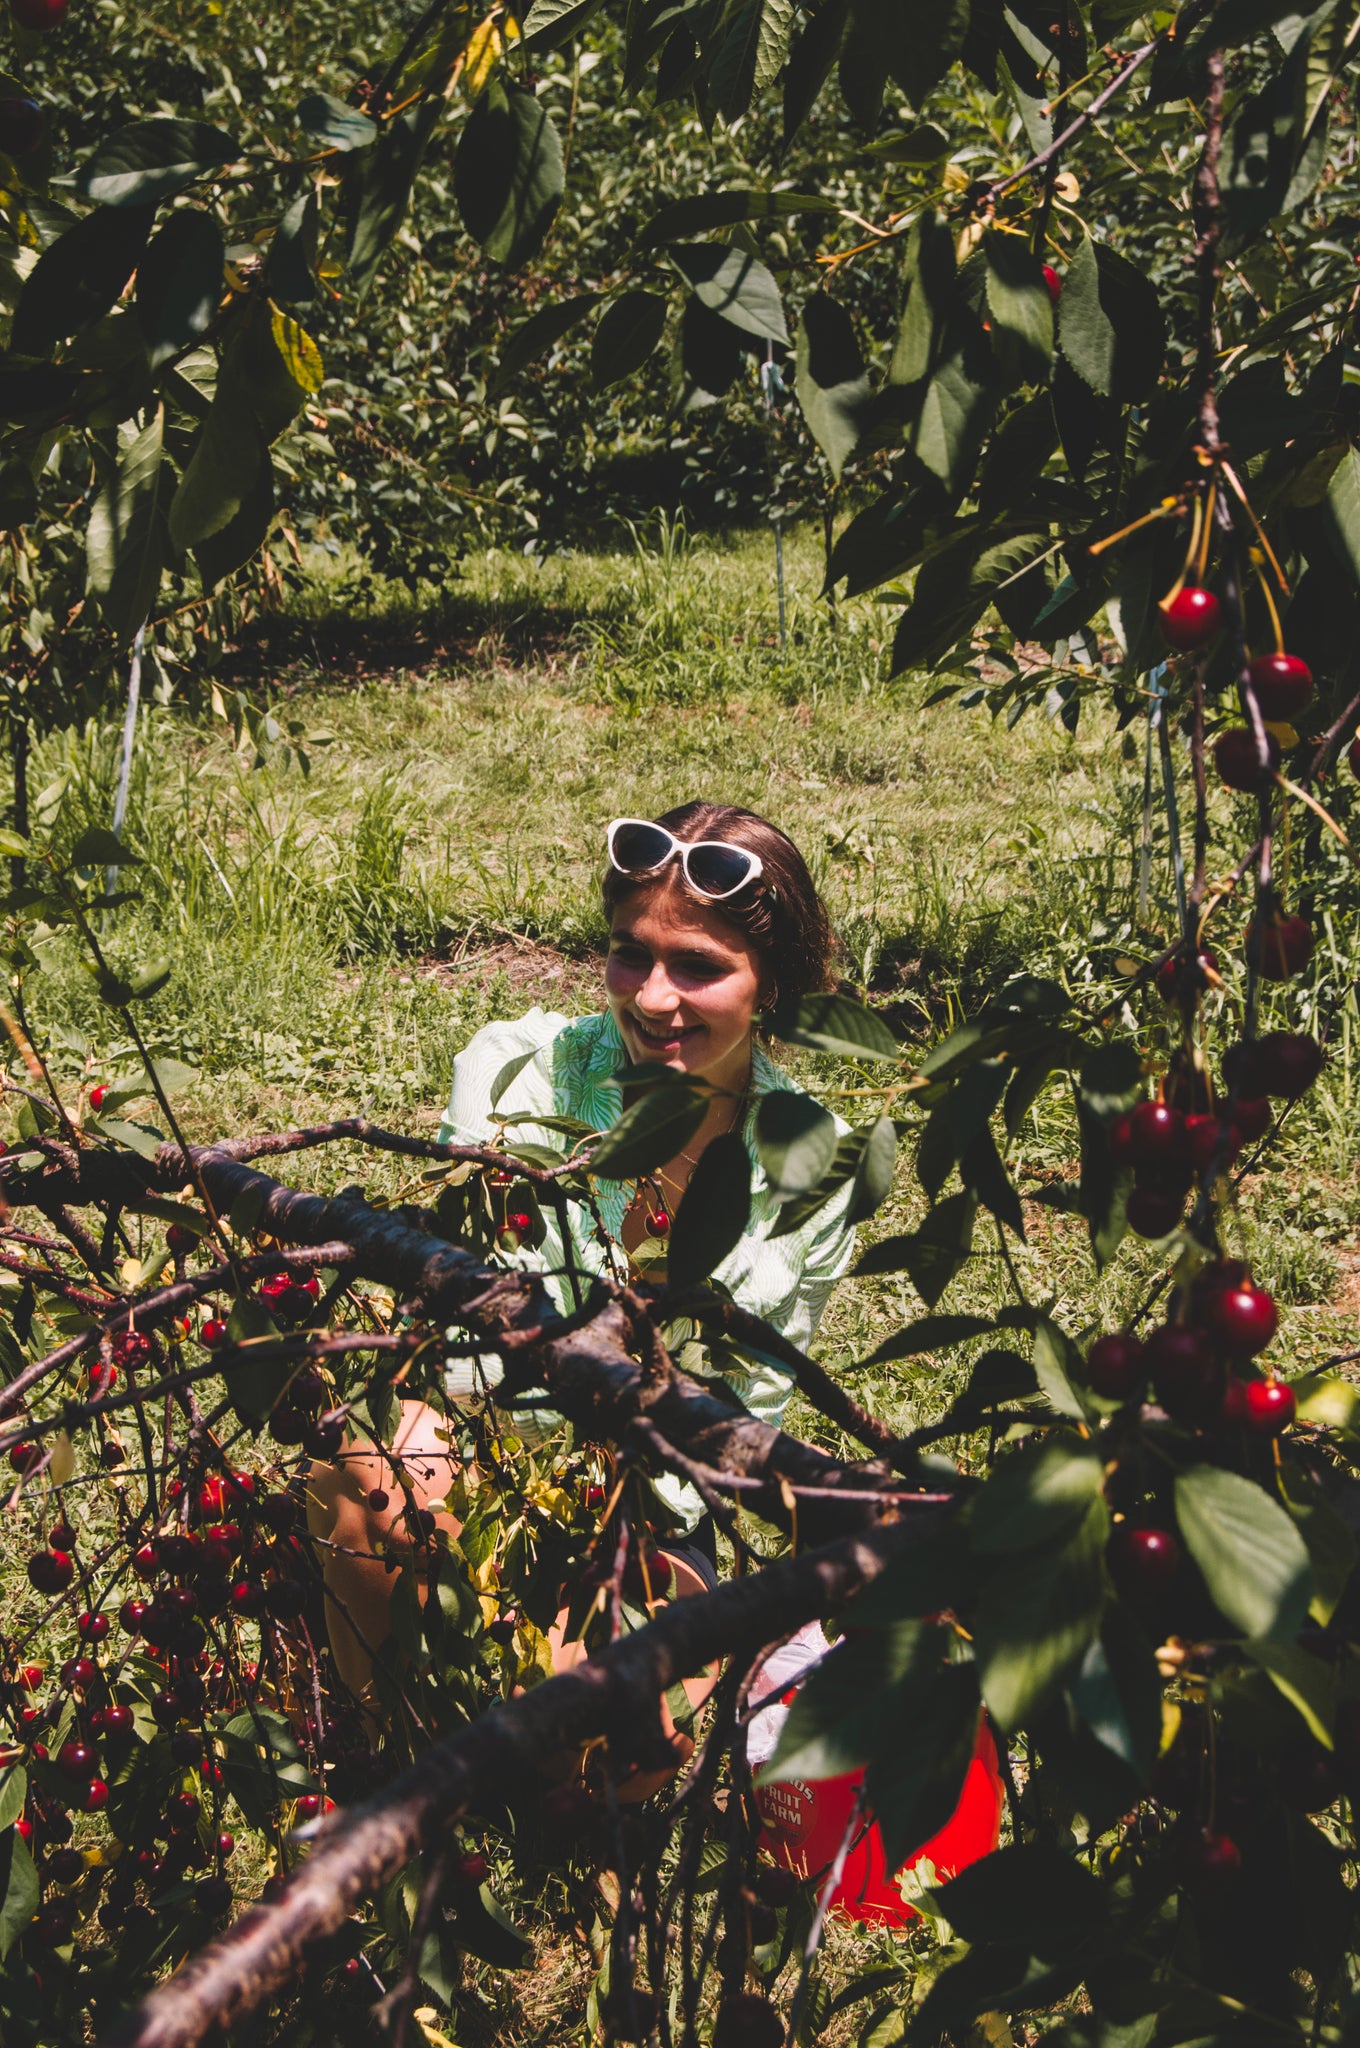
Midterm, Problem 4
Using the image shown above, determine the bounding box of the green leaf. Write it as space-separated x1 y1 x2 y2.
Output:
1242 1638 1335 1748
1031 1315 1086 1419
169 398 267 554
77 118 239 207
0 1765 26 1832
974 1496 1108 1729
68 826 143 870
1068 1604 1161 1780
783 0 849 144
911 344 999 492
342 97 443 300
847 1114 897 1224
767 988 897 1061
670 242 789 346
917 1059 1008 1200
592 289 668 391
268 190 319 308
12 205 154 354
91 1114 164 1161
86 404 166 646
493 292 599 394
637 189 836 249
298 91 377 151
589 1082 707 1181
224 1289 286 1425
1074 1041 1141 1269
795 293 870 480
971 1432 1101 1552
521 0 604 47
136 209 223 374
933 1843 1106 1959
445 1884 532 1970
855 1313 993 1368
666 1128 752 1288
762 1617 952 1780
0 1827 38 1957
770 1128 863 1236
1173 1464 1312 1642
707 0 794 118
890 210 954 386
1324 443 1360 585
1222 37 1311 245
754 1089 839 1198
489 1047 539 1109
454 81 564 272
983 229 1053 384
1058 233 1166 402
852 1191 977 1306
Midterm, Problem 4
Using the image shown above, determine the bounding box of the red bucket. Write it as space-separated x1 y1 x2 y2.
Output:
755 1716 1005 1926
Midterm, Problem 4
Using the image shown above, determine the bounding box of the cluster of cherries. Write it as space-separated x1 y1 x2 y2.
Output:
1158 593 1360 790
1111 1022 1320 1242
1089 1259 1292 1433
5 1466 338 1944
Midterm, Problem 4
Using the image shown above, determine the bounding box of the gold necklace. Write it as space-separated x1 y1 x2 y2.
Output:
633 1087 748 1238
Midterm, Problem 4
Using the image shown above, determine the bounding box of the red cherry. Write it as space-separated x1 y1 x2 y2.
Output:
1041 263 1061 306
32 1900 73 1947
216 1831 235 1859
87 1082 107 1110
1180 1828 1241 1886
1156 947 1217 1007
1144 1325 1223 1422
644 1207 670 1238
1183 1113 1235 1171
1245 1377 1295 1435
1207 1278 1278 1358
17 1665 42 1692
80 1778 108 1813
27 1550 73 1595
166 1222 196 1256
132 1542 159 1580
1253 1030 1323 1100
198 1478 228 1523
229 1580 264 1617
200 1319 228 1350
1107 1111 1138 1165
294 1792 322 1820
103 1704 134 1740
1159 587 1221 651
1127 1100 1187 1165
59 1656 96 1689
1110 1524 1181 1591
1231 1095 1272 1142
1247 910 1313 981
622 1550 673 1603
1126 1185 1184 1239
56 1740 94 1780
1215 727 1280 793
505 1211 532 1236
119 1598 148 1633
1086 1334 1145 1399
1248 651 1313 722
77 1611 110 1642
457 1851 489 1884
7 1442 40 1474
48 1519 75 1551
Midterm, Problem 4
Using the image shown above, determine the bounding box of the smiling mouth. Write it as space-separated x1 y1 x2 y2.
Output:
629 1015 700 1051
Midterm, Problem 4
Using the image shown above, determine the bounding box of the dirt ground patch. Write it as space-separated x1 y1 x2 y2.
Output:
417 936 605 1010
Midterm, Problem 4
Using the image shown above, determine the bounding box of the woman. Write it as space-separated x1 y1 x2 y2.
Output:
309 804 858 1707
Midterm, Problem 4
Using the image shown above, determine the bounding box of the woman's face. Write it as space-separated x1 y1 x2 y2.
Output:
605 883 764 1091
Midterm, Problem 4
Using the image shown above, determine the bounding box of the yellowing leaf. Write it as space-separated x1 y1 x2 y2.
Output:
270 304 323 394
48 1432 75 1485
412 2009 462 2048
465 14 503 92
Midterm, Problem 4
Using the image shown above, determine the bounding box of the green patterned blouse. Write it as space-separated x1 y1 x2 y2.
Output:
437 1007 857 1445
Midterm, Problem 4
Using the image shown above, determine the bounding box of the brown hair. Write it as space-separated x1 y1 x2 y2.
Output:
601 802 838 1013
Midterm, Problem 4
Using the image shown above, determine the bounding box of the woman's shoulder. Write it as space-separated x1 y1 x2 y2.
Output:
441 1008 620 1141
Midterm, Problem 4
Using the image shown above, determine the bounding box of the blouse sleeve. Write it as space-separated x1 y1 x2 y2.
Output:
437 1007 570 1147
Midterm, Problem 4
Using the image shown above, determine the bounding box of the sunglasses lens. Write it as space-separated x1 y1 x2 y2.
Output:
686 844 755 896
612 822 674 872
